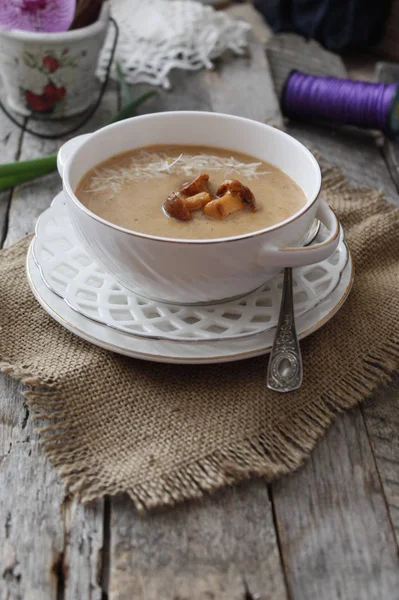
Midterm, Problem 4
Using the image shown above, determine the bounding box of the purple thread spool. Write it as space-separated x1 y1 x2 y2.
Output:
283 71 399 138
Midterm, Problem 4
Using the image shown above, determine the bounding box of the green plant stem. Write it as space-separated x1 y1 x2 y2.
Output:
0 90 156 189
116 62 133 111
0 166 58 190
0 154 57 178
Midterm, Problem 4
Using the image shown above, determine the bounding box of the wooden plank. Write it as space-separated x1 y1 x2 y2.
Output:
133 69 213 115
267 32 399 600
0 85 119 599
346 60 399 550
377 61 399 194
1 376 66 600
272 410 399 600
109 482 288 600
204 5 283 126
362 379 399 536
0 101 39 600
63 498 105 600
287 121 398 203
0 106 25 244
302 57 399 560
0 375 105 600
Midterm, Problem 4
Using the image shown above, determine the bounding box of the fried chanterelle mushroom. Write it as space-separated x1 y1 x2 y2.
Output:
163 173 213 221
163 192 192 221
203 179 257 220
179 173 210 196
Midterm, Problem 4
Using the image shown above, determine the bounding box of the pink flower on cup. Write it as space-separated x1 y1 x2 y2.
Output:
42 55 59 73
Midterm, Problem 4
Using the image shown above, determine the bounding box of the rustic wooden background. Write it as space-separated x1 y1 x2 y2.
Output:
1 5 399 600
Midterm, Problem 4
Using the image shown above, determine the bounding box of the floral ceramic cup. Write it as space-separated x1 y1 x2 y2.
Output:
0 3 110 119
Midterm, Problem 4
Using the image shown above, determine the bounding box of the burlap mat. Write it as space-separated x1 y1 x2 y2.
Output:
1 165 398 511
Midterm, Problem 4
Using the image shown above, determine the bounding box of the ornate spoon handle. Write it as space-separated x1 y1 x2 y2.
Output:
267 267 303 393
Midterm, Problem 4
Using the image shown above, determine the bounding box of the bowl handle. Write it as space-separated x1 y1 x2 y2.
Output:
258 199 340 268
57 133 91 178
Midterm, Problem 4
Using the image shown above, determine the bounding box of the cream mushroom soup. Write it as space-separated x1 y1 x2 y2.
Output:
75 144 307 240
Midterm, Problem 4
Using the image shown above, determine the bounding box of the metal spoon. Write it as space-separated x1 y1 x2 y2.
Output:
267 219 321 393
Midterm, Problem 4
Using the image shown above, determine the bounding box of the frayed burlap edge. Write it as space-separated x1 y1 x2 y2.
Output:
1 336 398 512
2 168 399 513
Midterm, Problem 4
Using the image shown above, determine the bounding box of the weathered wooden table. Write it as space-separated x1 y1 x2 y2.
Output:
2 5 399 599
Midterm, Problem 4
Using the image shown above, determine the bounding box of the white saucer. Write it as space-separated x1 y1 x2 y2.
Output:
32 193 350 344
27 238 354 365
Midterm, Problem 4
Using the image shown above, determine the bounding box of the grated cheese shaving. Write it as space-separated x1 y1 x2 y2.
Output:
87 151 270 195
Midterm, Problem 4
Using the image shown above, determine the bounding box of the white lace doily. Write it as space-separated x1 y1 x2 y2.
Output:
97 0 251 89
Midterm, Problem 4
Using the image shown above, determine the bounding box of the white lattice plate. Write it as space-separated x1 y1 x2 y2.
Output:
32 193 349 343
27 243 354 364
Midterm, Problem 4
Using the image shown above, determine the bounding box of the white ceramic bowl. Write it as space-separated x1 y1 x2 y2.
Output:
58 111 340 304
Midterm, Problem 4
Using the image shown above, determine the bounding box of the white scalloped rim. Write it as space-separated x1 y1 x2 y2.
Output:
32 193 348 342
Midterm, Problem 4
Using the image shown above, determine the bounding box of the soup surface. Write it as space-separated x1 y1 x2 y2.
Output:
76 145 307 240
